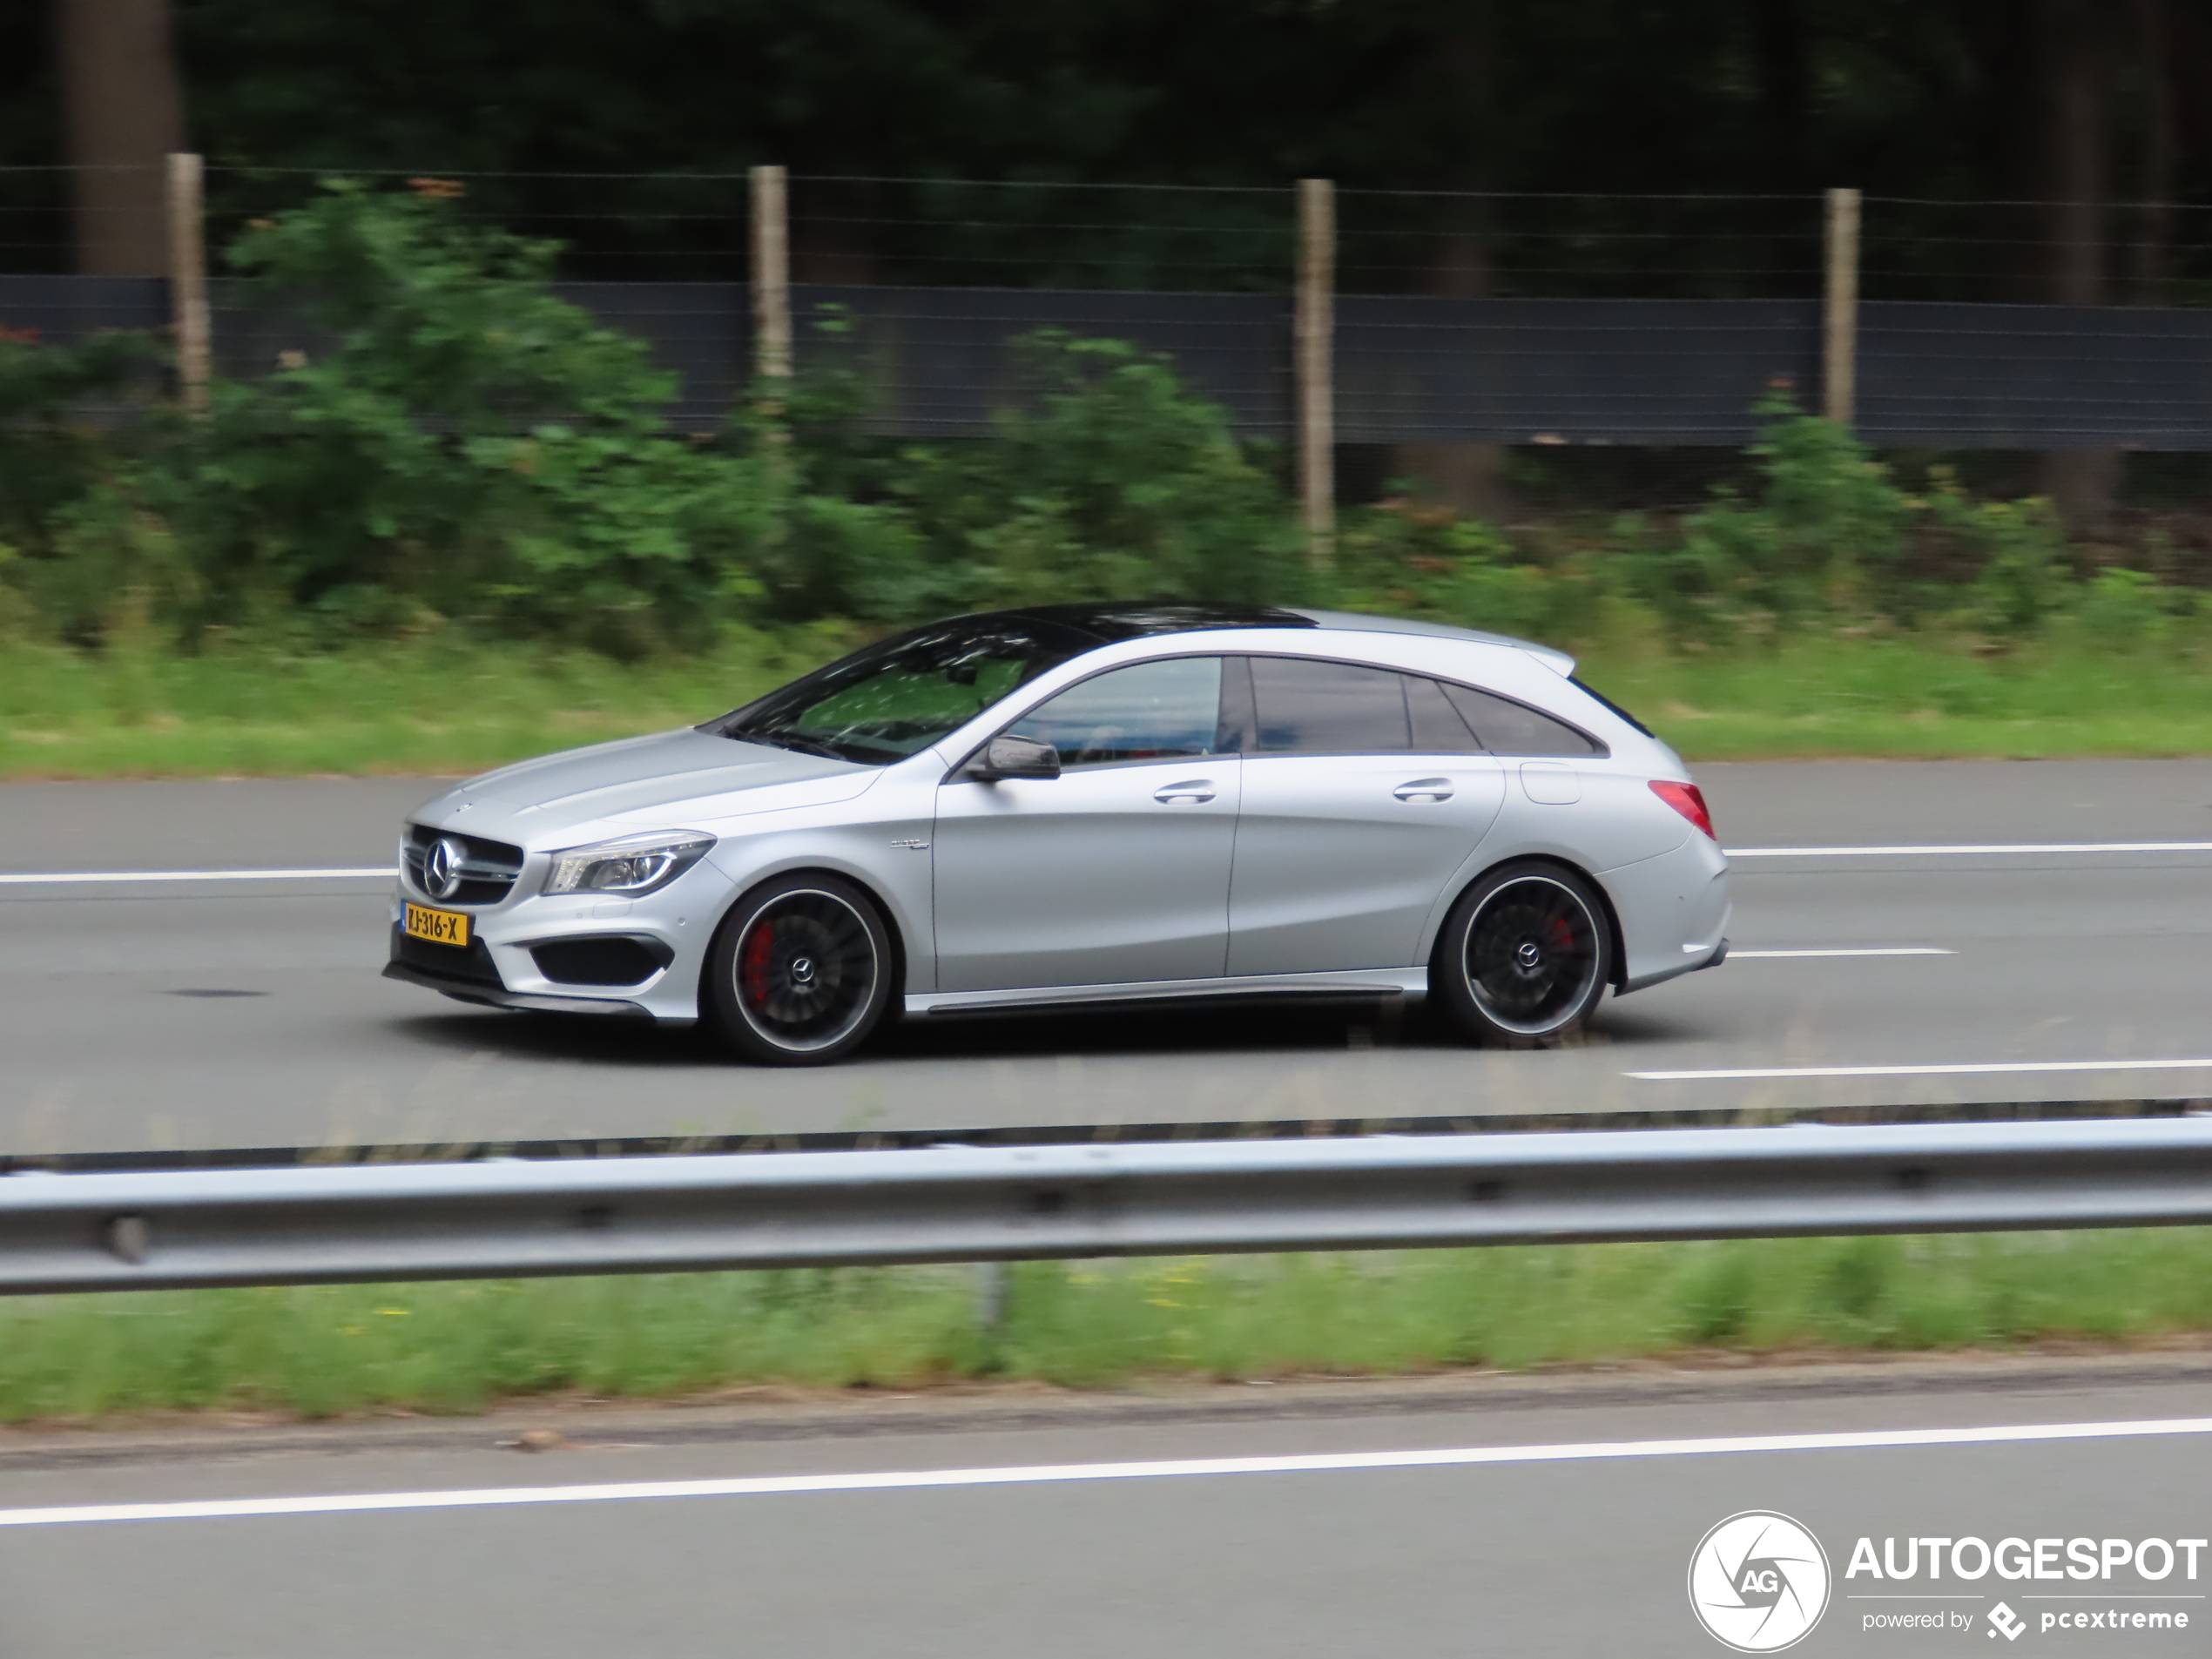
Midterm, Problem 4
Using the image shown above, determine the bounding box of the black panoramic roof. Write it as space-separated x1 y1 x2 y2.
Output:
1005 603 1318 642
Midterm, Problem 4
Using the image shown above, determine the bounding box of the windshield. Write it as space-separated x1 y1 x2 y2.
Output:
705 617 1094 765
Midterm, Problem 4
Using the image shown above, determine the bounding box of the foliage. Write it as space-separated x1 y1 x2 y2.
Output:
0 330 164 618
1604 400 2072 648
0 328 160 427
1 188 1310 651
1328 496 1604 644
0 184 2197 685
891 332 1299 612
135 184 773 655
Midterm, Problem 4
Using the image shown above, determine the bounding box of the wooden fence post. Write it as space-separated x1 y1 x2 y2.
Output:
751 165 792 398
1823 186 1861 426
165 152 210 415
1296 178 1337 570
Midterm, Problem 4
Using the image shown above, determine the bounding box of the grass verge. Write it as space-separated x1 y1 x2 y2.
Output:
7 1231 2212 1424
0 629 847 781
8 629 2212 780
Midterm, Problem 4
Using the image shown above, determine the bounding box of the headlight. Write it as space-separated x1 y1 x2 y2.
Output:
542 831 716 897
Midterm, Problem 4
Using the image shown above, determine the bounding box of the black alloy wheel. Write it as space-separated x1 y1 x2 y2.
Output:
1433 861 1612 1048
705 873 894 1065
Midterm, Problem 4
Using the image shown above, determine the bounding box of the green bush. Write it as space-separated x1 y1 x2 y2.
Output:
742 329 1301 623
0 329 165 640
155 184 772 654
1605 400 2077 648
1327 494 1606 642
896 332 1299 611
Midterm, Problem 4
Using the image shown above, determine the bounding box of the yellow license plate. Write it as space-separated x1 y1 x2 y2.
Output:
404 903 469 947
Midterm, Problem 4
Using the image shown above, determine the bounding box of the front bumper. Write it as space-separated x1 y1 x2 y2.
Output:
381 956 656 1020
386 848 713 1024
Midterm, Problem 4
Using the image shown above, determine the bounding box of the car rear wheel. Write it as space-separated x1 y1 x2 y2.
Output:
1433 861 1611 1049
705 873 894 1065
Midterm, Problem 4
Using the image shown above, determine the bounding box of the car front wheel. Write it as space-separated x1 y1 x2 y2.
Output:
1433 861 1612 1049
705 873 894 1065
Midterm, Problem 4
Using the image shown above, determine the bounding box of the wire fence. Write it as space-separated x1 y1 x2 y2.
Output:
8 165 2212 448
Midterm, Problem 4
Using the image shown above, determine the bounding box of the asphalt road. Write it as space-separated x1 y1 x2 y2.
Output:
3 1360 2208 1656
5 760 2212 1157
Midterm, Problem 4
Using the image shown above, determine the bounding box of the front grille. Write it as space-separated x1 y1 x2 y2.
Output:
391 926 506 988
401 824 525 907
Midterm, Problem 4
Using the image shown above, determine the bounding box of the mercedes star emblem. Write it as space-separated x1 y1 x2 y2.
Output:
424 836 468 901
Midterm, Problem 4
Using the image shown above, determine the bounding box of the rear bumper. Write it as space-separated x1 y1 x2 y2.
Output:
1617 935 1729 996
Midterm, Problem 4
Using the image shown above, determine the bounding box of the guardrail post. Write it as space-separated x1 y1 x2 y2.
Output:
1823 186 1861 427
974 1259 1011 1350
165 152 210 415
1296 178 1337 570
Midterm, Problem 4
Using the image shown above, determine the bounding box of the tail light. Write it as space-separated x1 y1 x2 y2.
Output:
1649 779 1716 840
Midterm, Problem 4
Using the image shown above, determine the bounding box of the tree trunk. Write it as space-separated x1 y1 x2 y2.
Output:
1393 1 1514 523
2128 0 2176 304
2032 0 2118 534
57 0 187 276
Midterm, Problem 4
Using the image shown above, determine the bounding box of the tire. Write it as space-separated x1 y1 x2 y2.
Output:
1432 860 1612 1049
704 873 895 1065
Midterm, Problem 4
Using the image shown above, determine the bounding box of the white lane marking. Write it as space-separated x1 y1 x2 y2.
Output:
1730 948 1954 959
2 1416 2207 1529
1729 842 2212 858
1629 1057 2212 1082
0 868 394 886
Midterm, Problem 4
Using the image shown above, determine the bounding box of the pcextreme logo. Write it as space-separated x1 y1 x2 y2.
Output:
1689 1511 1834 1652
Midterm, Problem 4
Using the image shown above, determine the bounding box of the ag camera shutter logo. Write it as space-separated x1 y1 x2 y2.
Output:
1689 1511 1832 1652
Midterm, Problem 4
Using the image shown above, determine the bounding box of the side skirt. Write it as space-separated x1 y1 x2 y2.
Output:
905 967 1427 1019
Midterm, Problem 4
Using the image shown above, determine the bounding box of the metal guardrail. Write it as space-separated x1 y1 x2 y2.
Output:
4 1116 2211 1294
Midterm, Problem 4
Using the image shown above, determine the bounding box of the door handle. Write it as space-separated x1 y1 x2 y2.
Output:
1393 778 1454 801
1154 779 1217 803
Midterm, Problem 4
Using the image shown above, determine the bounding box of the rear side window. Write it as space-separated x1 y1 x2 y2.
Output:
1440 683 1605 757
1251 657 1410 753
1406 675 1486 753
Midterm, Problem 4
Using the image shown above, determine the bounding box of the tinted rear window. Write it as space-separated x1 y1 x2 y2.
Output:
1440 683 1605 757
1406 675 1486 752
1251 658 1410 753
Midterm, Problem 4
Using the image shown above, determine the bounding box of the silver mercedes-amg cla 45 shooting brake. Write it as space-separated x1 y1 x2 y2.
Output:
386 604 1730 1064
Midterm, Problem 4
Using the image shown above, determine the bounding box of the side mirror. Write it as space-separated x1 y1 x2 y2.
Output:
969 733 1061 781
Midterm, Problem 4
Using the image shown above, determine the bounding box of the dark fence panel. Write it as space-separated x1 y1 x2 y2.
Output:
552 283 746 431
1335 296 1818 447
0 276 165 345
10 273 2212 450
794 284 1291 437
1858 301 2212 452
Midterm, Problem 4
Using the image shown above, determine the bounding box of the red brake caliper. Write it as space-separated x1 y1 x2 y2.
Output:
739 919 775 1008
